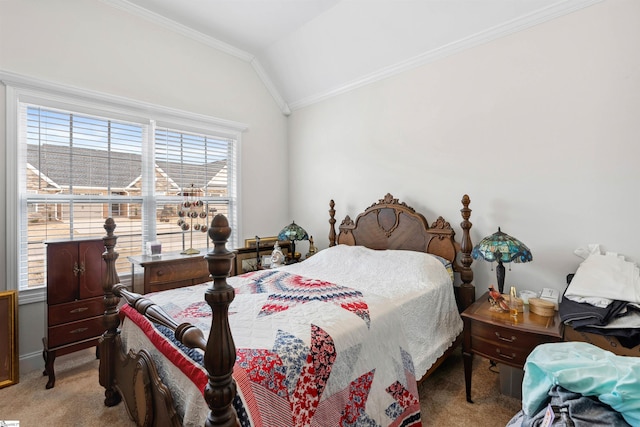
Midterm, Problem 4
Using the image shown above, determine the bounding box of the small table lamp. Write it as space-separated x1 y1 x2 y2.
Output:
277 221 309 263
472 227 532 294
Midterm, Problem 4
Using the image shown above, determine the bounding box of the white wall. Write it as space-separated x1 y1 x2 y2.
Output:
0 0 289 370
288 0 640 300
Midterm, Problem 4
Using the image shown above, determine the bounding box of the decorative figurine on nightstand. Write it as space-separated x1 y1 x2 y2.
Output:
305 236 318 258
270 241 285 268
488 285 510 312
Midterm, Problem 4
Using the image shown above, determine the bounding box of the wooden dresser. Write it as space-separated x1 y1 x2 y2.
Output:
128 251 212 294
44 238 105 389
129 243 292 294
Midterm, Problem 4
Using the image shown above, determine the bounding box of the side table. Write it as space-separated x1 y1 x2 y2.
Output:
461 291 563 403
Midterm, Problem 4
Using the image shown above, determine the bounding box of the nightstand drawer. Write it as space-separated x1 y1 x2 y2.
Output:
473 322 542 349
471 335 531 366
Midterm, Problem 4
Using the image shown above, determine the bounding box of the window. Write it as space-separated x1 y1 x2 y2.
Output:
5 76 246 299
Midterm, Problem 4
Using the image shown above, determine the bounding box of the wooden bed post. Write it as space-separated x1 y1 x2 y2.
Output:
328 199 336 247
458 194 475 311
203 214 239 427
99 217 122 407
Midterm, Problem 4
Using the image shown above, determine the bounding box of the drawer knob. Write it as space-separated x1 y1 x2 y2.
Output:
69 307 88 314
495 332 517 343
496 349 516 360
156 270 164 276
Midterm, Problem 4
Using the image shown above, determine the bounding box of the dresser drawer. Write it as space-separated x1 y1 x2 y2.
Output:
145 259 208 285
469 322 558 367
47 315 104 348
48 296 104 326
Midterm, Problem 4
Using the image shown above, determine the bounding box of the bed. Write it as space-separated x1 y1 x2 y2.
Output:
98 193 475 426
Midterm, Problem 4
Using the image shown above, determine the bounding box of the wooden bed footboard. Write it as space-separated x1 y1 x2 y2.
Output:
99 215 239 427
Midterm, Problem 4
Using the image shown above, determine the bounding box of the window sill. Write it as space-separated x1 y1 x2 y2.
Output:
18 287 46 305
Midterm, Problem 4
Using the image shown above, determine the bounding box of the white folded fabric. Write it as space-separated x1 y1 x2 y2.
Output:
564 245 640 308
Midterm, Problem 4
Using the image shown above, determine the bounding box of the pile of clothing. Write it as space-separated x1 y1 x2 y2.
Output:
506 342 640 426
560 244 640 348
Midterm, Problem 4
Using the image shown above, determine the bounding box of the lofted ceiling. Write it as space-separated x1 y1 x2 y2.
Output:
105 0 600 114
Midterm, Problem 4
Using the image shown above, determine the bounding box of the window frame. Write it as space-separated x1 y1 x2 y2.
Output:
3 73 247 304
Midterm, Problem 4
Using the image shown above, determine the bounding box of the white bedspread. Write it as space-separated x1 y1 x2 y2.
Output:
120 245 462 426
280 245 463 379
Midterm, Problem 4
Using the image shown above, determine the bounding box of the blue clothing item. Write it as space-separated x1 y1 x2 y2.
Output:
522 342 640 426
507 385 631 427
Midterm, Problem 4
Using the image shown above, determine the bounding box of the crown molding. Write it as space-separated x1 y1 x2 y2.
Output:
100 0 291 115
99 0 601 114
100 0 254 62
288 0 603 111
251 59 291 116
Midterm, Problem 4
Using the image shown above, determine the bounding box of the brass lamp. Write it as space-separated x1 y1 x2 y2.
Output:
471 227 532 294
277 221 309 263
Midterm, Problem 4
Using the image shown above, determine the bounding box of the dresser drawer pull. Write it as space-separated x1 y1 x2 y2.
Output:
495 332 517 343
69 307 88 314
156 270 164 276
496 349 516 360
69 327 89 334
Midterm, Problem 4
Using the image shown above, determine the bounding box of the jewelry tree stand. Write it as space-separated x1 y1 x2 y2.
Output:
177 185 208 255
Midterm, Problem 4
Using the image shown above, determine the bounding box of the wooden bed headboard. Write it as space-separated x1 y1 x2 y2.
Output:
328 193 475 310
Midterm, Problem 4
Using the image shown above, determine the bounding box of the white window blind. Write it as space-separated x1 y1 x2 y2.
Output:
16 100 239 292
154 127 237 255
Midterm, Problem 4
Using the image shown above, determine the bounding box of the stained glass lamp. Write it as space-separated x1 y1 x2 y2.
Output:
472 227 532 294
277 221 309 263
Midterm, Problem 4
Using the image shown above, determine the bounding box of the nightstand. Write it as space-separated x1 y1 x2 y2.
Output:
461 291 563 403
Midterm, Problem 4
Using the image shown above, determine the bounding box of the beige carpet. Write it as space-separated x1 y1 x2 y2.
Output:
0 347 521 426
419 347 522 426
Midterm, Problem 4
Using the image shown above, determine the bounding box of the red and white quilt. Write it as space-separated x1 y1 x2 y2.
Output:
120 245 462 426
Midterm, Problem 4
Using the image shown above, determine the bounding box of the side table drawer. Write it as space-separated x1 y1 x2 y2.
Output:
471 335 530 366
469 322 552 367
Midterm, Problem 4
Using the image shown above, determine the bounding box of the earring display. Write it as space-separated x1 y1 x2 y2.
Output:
177 184 208 255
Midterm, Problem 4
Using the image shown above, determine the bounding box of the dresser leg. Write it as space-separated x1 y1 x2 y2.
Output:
42 346 48 376
463 350 473 403
44 348 57 389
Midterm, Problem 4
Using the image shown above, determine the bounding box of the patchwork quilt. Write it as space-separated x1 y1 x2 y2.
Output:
119 245 463 426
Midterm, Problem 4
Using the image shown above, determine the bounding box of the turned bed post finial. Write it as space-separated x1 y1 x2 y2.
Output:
203 214 239 427
329 199 336 247
100 217 123 407
458 195 475 311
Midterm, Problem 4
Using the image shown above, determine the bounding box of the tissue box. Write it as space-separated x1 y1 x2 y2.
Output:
539 288 559 310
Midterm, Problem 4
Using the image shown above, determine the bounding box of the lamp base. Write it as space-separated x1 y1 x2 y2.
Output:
285 252 302 264
181 248 200 255
496 261 506 294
